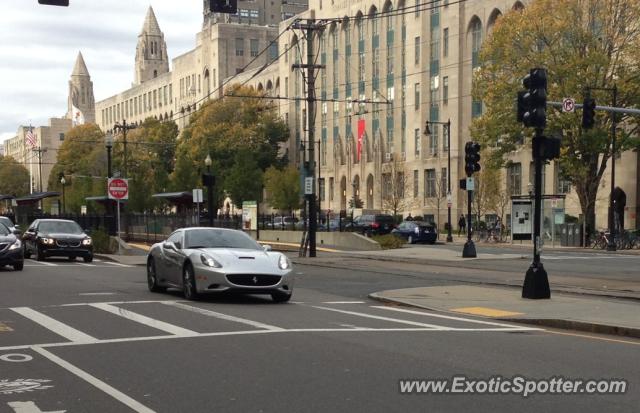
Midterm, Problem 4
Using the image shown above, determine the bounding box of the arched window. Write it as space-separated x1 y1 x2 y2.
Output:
153 70 158 78
470 18 482 68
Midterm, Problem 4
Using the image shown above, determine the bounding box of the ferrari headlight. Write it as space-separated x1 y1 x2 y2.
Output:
82 238 92 246
8 240 21 250
278 254 290 270
200 253 222 268
41 238 55 245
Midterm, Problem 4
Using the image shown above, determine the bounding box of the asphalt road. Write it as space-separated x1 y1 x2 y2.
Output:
0 258 638 412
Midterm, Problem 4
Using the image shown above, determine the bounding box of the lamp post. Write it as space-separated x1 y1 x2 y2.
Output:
105 133 113 179
204 154 214 227
425 119 453 242
60 176 66 214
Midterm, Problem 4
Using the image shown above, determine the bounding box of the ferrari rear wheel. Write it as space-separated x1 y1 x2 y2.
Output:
182 263 199 300
147 258 165 293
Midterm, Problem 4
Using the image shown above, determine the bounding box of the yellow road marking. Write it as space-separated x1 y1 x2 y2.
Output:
451 307 524 318
0 322 14 332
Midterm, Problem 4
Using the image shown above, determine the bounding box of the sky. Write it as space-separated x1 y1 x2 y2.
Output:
0 0 202 144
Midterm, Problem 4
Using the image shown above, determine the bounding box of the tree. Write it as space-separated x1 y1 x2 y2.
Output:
171 85 289 210
472 0 640 231
264 166 301 214
225 150 264 208
0 156 29 197
472 164 502 227
48 124 106 214
381 157 414 218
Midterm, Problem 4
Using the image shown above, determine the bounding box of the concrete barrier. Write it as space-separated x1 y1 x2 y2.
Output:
247 230 381 251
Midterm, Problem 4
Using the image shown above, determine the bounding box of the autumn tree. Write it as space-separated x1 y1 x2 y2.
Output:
263 166 301 214
0 156 30 197
381 157 414 218
472 0 640 230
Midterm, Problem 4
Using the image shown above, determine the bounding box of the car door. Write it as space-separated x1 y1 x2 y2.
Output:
162 231 184 285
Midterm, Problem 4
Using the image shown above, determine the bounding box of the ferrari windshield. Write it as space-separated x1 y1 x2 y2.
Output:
38 221 83 234
185 229 262 250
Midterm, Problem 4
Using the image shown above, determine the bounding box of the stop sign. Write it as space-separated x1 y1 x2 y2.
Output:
108 178 129 200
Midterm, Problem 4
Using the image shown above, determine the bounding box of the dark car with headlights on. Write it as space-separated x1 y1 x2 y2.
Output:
391 221 438 244
0 216 20 235
147 227 294 302
0 222 24 271
23 219 93 262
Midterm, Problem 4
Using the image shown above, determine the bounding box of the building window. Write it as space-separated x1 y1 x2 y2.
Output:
414 83 420 110
164 86 168 105
250 39 259 57
414 36 420 65
284 44 288 62
425 169 436 197
414 128 421 158
413 170 419 198
440 167 447 194
556 163 571 194
153 90 157 108
415 0 420 16
250 9 259 18
235 38 244 56
507 163 522 196
269 42 278 60
319 178 325 202
443 76 449 105
396 172 405 199
443 27 449 57
59 133 65 141
329 177 334 201
471 19 482 68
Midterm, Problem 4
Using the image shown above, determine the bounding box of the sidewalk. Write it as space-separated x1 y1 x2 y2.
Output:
339 246 525 262
370 285 640 339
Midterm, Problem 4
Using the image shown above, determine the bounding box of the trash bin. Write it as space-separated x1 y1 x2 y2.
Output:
560 224 569 246
573 225 582 246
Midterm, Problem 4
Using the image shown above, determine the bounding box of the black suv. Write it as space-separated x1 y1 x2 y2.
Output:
352 214 395 236
23 219 93 262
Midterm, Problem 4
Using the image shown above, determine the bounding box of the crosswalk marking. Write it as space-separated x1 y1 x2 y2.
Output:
102 261 133 268
162 301 285 331
11 307 98 343
309 305 451 330
89 303 199 337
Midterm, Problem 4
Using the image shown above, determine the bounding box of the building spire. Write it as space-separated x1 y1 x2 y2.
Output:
72 51 90 77
141 6 162 35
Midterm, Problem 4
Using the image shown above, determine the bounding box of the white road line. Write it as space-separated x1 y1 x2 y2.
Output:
79 292 117 296
89 303 199 337
162 301 285 331
323 301 366 304
11 307 97 343
32 260 57 266
32 346 155 413
310 305 451 330
60 300 175 307
371 306 530 328
102 261 133 268
78 263 96 267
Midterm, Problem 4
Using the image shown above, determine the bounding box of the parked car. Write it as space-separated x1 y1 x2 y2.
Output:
352 214 395 236
269 216 299 230
0 216 20 235
22 219 93 262
146 227 294 302
0 221 24 271
391 221 438 244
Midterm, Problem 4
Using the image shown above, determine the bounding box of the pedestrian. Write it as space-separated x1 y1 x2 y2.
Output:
458 214 466 236
406 213 413 221
494 217 502 241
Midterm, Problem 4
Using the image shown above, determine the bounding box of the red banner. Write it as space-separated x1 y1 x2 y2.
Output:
357 119 366 161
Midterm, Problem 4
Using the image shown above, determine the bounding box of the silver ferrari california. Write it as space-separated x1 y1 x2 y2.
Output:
146 227 294 302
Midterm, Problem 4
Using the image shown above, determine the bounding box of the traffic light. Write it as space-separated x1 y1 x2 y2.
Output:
209 0 238 14
464 141 481 177
537 136 561 161
38 0 69 5
582 97 596 129
519 68 547 129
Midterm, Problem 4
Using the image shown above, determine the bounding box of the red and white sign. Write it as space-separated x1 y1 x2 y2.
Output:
108 178 129 200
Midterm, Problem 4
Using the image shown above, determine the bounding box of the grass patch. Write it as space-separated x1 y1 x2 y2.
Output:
372 234 406 249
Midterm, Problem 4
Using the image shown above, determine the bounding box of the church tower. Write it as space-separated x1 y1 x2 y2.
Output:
67 51 95 124
134 6 169 85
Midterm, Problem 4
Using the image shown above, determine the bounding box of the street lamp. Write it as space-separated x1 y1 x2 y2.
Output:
105 133 113 178
425 119 453 242
60 176 66 214
204 154 215 227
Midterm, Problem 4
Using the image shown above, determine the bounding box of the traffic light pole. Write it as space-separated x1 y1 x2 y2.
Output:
522 132 550 299
462 187 476 258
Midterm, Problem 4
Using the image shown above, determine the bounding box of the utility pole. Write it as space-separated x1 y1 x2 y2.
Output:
113 120 135 179
292 17 324 258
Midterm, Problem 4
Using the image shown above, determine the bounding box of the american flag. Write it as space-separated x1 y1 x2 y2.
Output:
25 127 37 148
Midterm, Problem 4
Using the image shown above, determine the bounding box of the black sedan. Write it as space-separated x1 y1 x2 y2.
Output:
391 221 438 244
0 222 23 271
23 219 93 262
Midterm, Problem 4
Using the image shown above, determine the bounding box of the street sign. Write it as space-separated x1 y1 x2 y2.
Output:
107 178 129 200
192 188 203 203
304 177 314 195
562 98 575 113
466 177 475 191
81 205 87 215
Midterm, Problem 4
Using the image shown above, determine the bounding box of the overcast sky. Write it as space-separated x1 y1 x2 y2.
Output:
0 0 202 144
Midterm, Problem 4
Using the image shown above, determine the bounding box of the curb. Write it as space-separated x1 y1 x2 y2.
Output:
368 292 640 339
94 254 146 266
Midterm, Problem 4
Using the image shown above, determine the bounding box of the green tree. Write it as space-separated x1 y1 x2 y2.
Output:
48 124 106 214
264 166 301 214
472 0 640 229
171 85 289 210
0 156 30 197
225 150 263 208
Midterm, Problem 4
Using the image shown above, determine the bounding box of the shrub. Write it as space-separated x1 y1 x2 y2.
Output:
372 234 406 249
91 227 112 254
